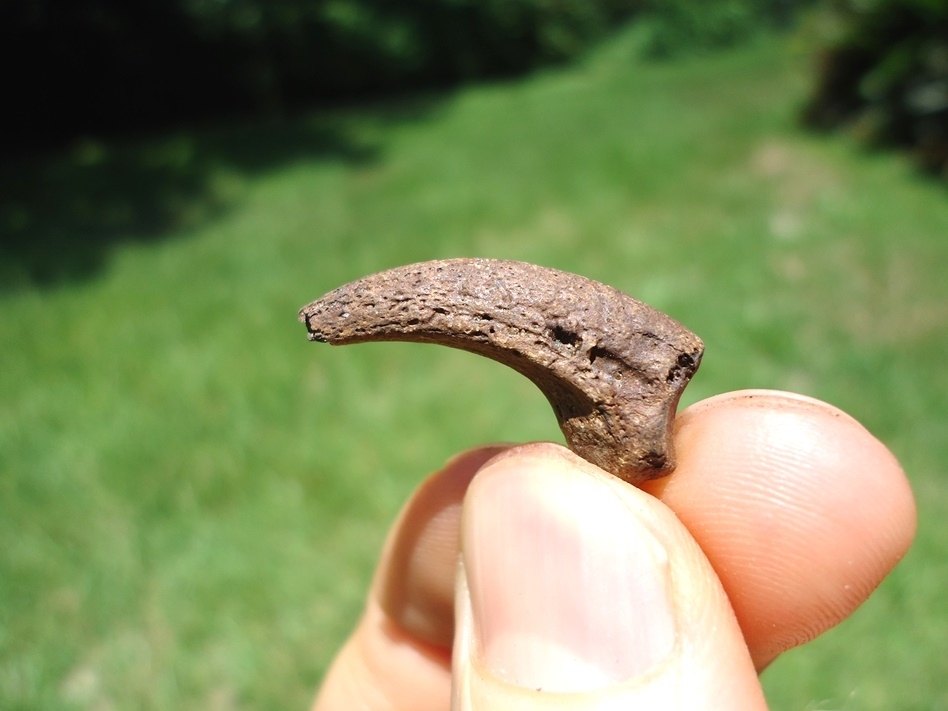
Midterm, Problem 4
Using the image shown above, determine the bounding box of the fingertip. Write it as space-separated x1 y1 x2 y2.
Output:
652 389 916 666
454 443 767 709
376 445 511 649
316 445 511 711
677 390 916 558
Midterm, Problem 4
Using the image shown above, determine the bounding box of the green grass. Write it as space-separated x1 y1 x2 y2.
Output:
3 28 947 710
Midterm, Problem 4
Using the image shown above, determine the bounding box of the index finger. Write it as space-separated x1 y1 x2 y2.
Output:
641 390 917 669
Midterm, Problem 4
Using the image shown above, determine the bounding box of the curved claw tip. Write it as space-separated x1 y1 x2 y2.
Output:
300 259 703 484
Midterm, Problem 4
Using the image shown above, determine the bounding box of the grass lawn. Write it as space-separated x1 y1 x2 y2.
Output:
2 26 947 710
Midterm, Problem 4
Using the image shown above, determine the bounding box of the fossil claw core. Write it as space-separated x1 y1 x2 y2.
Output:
299 258 703 484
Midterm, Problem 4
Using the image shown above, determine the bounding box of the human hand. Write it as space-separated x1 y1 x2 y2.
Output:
312 390 916 710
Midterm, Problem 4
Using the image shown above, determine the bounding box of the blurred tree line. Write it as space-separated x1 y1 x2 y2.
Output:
6 0 804 158
7 0 641 157
804 0 948 177
5 0 945 175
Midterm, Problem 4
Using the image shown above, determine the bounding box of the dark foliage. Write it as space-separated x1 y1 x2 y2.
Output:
641 0 814 58
803 0 948 177
3 0 643 157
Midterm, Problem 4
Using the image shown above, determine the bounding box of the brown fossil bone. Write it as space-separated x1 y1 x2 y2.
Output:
299 258 703 484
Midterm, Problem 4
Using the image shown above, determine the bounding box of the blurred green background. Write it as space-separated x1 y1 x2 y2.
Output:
2 2 947 709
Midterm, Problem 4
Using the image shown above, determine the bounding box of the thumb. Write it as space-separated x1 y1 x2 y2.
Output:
453 444 768 710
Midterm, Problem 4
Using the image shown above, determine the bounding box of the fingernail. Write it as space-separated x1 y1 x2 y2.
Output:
462 455 676 693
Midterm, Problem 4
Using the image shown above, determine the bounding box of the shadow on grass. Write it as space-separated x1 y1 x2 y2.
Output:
0 98 439 293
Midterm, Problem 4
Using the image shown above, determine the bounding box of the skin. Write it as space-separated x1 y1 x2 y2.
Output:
312 390 917 710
